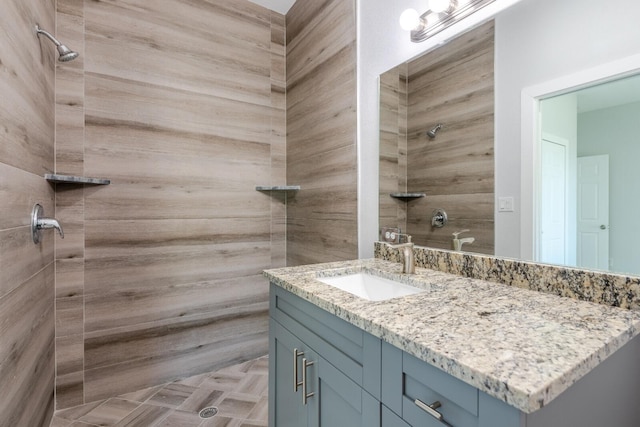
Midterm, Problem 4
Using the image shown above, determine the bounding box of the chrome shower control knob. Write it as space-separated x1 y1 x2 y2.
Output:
431 208 448 228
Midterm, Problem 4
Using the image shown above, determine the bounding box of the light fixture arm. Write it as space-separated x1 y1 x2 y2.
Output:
408 0 496 43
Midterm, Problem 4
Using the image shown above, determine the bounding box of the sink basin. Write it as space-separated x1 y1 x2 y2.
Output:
317 273 423 301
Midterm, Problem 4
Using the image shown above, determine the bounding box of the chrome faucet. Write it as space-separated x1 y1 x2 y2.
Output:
452 229 474 251
31 204 64 244
388 234 415 274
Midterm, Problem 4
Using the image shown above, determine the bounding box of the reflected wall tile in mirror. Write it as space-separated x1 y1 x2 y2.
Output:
379 21 495 253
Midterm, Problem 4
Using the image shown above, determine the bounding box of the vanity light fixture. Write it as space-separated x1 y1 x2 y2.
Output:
400 0 495 43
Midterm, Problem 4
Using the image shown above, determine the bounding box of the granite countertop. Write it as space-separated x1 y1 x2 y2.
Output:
264 258 640 414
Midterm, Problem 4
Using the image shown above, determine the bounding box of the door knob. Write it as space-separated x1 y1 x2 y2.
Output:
600 225 607 230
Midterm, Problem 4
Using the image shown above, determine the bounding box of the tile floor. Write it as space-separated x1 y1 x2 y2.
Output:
50 356 269 427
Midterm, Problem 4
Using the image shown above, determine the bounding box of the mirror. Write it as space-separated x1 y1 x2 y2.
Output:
537 74 640 276
378 0 640 277
379 21 495 254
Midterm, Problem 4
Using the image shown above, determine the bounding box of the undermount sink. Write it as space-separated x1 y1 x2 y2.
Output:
317 272 423 301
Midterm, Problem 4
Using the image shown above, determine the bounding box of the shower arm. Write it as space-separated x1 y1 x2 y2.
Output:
35 25 62 47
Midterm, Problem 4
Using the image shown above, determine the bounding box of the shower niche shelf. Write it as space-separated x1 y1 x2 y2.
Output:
45 174 111 185
390 192 425 201
255 185 300 191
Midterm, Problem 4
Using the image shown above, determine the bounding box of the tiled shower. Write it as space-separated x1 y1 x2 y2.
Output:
0 0 356 425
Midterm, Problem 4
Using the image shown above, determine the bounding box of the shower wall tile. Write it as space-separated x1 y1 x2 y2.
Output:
0 0 56 424
55 186 85 260
83 290 268 370
0 162 55 232
55 67 85 176
0 265 55 427
405 21 495 254
0 223 54 299
84 317 268 402
56 334 84 376
56 259 84 298
55 0 84 176
0 1 55 176
56 296 84 337
50 0 286 409
379 64 409 234
286 0 358 266
56 371 85 410
269 11 287 268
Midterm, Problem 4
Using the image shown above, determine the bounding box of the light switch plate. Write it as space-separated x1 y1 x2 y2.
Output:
498 196 514 212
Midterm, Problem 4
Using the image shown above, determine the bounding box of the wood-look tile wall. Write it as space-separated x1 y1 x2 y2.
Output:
379 64 409 235
53 0 286 408
285 0 358 266
380 22 495 254
0 0 56 425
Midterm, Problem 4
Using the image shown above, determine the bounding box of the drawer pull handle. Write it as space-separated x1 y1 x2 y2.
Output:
415 399 452 426
302 358 315 405
293 348 304 392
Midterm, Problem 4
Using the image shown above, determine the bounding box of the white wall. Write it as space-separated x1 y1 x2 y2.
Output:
357 0 521 257
495 0 640 258
578 102 640 275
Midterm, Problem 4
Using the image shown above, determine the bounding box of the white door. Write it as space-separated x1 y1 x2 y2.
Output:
577 155 609 270
539 137 569 265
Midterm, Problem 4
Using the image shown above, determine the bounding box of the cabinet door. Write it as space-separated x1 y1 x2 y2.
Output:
269 318 309 427
382 406 411 427
306 351 380 427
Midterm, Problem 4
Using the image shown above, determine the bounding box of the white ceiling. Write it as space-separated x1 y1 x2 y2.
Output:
247 0 296 14
577 73 640 113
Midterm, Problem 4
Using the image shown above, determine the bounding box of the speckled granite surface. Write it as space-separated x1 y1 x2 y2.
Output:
375 242 640 310
264 258 640 414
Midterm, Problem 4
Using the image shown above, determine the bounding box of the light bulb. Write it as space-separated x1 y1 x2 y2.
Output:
429 0 452 13
399 8 421 31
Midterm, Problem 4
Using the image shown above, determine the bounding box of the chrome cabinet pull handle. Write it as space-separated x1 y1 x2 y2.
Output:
415 399 452 426
302 358 315 405
293 348 304 392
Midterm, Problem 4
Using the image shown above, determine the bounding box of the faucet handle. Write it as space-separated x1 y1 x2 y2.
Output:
31 204 64 244
452 229 470 238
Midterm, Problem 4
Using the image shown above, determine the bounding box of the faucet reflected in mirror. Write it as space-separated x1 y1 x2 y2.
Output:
452 230 474 251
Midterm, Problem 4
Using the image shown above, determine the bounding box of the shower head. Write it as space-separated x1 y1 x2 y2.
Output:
35 24 79 62
426 123 443 139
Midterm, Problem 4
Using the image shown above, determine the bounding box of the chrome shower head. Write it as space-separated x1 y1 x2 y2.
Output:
426 123 443 139
35 24 79 62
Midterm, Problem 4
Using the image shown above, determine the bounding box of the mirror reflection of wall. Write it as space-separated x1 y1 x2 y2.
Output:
379 21 495 254
537 74 640 276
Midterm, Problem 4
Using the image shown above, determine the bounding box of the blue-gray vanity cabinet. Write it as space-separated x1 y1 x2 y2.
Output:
382 341 521 427
381 338 640 427
269 285 382 427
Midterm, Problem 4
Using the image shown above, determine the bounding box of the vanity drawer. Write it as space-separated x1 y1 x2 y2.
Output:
402 351 479 427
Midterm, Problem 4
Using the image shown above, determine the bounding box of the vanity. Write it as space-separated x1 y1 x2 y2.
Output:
265 255 640 427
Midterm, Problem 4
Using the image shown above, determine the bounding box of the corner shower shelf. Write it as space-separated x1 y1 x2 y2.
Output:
45 174 111 185
390 192 425 201
255 185 300 191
